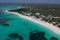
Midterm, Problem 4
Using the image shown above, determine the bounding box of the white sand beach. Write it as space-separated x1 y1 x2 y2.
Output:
6 10 60 35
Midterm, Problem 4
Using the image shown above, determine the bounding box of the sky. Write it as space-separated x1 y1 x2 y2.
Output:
0 0 60 4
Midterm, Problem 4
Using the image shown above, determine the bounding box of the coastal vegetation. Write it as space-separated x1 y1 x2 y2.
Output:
8 6 60 28
17 4 60 17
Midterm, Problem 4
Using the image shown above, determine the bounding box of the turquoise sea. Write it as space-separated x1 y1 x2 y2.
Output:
0 4 60 40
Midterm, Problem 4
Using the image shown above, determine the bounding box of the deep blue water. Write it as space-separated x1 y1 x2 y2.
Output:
0 4 60 40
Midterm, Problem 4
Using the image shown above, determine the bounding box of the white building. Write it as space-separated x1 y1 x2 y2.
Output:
35 13 40 16
35 13 41 18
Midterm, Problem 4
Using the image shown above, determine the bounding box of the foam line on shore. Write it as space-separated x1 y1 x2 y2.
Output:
6 10 60 35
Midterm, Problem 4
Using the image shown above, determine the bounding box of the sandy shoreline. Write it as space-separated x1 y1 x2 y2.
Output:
6 10 60 35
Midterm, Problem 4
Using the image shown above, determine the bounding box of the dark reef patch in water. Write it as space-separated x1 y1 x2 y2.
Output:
23 22 27 25
18 35 23 40
29 30 47 40
7 33 23 40
50 37 58 40
2 23 9 27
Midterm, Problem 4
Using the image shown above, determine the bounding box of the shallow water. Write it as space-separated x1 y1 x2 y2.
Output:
0 4 60 40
